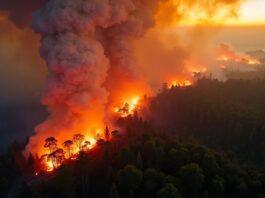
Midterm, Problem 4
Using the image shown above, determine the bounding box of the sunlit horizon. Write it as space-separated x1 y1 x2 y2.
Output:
218 0 265 26
238 0 265 25
175 0 265 26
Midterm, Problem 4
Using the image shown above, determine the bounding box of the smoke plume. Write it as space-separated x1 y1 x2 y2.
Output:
27 0 244 155
0 0 47 28
27 0 164 155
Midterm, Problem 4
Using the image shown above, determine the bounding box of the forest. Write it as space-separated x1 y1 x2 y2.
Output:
1 78 265 198
148 78 265 166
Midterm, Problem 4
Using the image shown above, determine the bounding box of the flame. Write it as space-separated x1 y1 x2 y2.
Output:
46 160 54 172
167 63 206 89
217 54 261 66
169 79 192 88
217 44 261 66
39 133 99 173
114 96 141 118
188 67 207 75
248 59 260 65
29 0 246 174
217 56 229 62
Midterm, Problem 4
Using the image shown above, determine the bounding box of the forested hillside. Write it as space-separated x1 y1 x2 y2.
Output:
1 78 265 198
1 118 265 198
148 78 265 166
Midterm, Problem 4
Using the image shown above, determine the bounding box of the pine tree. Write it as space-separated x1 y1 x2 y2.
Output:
109 183 121 198
136 152 143 169
105 126 110 141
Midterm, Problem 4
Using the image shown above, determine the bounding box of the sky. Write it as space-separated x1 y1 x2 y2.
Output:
239 0 265 25
175 0 265 26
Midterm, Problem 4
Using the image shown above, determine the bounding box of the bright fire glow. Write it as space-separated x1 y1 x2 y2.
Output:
217 54 261 66
217 44 261 66
46 160 54 172
114 96 141 118
169 79 192 88
39 134 99 173
248 59 260 65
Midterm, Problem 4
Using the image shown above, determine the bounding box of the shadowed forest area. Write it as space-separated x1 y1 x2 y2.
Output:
1 78 265 198
148 78 265 166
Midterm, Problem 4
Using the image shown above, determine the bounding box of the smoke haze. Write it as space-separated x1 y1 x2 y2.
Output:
0 0 47 28
26 0 246 155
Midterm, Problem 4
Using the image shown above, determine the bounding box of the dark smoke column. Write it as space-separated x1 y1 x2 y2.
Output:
27 0 136 155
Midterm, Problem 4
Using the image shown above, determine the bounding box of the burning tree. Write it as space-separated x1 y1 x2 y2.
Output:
48 149 65 169
114 97 141 118
44 137 58 154
73 134 85 152
105 126 110 141
40 154 52 171
82 141 91 151
63 140 74 158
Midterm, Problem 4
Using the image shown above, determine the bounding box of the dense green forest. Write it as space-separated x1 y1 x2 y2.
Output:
1 78 265 198
1 121 265 198
148 78 265 166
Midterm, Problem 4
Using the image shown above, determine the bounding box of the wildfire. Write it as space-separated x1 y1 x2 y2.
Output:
247 59 260 65
168 79 192 88
45 160 54 172
27 0 248 176
39 133 100 173
114 96 141 118
38 95 143 173
217 56 230 62
217 44 261 66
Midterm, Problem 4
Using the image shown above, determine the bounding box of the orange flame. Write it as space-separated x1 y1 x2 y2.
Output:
38 134 99 173
217 44 261 66
114 96 141 118
169 79 192 88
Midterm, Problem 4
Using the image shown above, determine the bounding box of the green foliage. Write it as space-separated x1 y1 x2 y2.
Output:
143 168 164 193
157 183 181 198
117 165 143 195
136 152 143 169
2 79 265 198
208 176 225 198
150 78 265 166
109 183 121 198
178 163 204 197
202 153 220 177
119 147 134 166
1 129 265 197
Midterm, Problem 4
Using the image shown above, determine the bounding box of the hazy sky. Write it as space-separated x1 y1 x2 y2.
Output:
239 0 265 25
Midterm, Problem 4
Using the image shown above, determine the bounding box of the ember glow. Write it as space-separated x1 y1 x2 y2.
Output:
38 133 99 172
217 44 261 67
169 79 192 88
114 96 141 118
24 0 252 173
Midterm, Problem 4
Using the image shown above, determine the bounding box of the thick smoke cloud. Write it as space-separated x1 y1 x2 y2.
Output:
27 0 244 155
27 0 158 154
0 0 47 28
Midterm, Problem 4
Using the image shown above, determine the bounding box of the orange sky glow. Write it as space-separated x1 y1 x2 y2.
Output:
175 0 265 26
